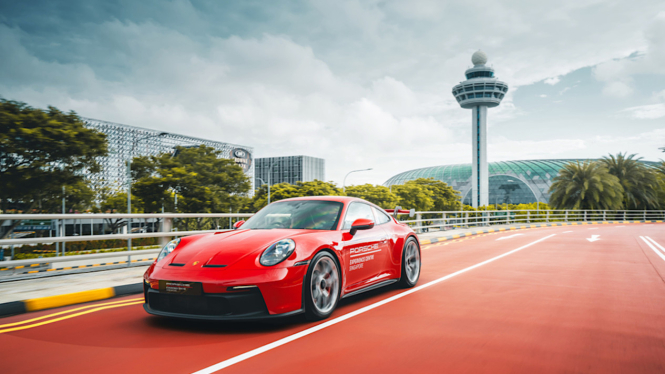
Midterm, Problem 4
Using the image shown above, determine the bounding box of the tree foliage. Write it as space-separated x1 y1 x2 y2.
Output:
0 99 107 238
391 178 461 211
600 153 660 209
344 184 397 208
549 161 624 210
132 145 251 213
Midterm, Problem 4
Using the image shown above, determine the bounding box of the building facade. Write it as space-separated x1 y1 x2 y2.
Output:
452 50 509 208
82 118 254 193
254 156 325 187
383 159 660 206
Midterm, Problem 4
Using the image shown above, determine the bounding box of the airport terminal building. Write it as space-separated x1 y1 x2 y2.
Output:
82 118 254 193
384 159 660 206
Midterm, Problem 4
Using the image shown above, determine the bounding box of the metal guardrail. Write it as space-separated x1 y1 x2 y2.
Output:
403 210 665 232
1 210 664 278
0 213 253 274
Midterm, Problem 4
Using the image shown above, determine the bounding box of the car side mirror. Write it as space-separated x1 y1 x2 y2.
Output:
233 220 245 229
349 218 374 236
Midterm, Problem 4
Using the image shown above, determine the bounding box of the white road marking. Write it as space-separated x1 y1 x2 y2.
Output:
587 235 600 242
640 236 665 262
496 234 524 241
588 228 598 230
646 237 665 256
562 231 573 233
192 234 557 374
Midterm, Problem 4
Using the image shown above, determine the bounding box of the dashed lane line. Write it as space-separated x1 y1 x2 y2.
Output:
192 234 557 374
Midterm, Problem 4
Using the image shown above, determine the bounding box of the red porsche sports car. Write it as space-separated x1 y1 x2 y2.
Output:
143 196 421 321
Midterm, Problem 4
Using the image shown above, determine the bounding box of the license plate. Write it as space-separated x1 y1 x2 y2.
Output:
159 280 202 296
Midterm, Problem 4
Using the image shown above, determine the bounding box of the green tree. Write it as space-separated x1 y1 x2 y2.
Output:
600 153 660 209
549 161 624 210
409 178 461 211
0 99 107 237
132 145 251 216
344 184 397 208
392 181 434 211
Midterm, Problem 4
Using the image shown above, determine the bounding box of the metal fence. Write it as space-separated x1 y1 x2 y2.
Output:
1 210 663 280
403 210 665 233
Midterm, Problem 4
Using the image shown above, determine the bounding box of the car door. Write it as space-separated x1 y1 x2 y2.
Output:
341 202 387 290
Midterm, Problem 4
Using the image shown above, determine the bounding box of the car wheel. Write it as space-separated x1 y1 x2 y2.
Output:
398 237 421 288
304 251 340 321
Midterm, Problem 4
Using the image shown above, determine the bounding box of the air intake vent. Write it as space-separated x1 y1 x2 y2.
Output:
202 264 227 268
169 263 185 267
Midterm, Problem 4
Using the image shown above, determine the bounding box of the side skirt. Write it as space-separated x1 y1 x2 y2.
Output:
341 279 398 299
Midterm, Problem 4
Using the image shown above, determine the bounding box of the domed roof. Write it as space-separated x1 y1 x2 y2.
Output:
471 50 488 66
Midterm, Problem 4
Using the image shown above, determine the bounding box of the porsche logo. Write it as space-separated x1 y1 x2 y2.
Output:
193 261 200 266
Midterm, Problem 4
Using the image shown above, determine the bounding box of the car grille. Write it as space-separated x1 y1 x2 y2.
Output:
147 288 268 317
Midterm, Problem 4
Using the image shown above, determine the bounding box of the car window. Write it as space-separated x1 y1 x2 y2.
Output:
342 203 374 230
241 200 343 230
372 207 391 225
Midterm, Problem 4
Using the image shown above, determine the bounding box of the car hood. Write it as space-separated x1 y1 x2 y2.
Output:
166 229 312 267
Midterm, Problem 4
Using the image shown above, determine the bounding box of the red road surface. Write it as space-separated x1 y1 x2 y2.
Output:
2 224 665 373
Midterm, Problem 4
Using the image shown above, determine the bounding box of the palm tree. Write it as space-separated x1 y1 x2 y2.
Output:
549 161 624 210
600 153 660 209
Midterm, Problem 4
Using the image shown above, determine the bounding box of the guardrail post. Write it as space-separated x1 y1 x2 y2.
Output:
527 211 530 223
603 210 606 222
416 213 422 233
546 210 550 223
160 217 173 246
644 210 646 221
623 211 626 221
441 213 446 231
565 210 568 222
584 211 587 222
465 212 468 228
506 210 510 224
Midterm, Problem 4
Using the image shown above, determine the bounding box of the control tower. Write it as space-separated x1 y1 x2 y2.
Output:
452 50 509 208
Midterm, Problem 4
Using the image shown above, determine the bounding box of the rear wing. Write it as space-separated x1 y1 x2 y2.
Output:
384 206 415 218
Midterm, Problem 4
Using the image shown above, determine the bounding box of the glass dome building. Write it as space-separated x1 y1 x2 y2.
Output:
383 159 660 206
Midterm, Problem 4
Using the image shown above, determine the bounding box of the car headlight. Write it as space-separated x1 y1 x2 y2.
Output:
156 238 181 263
260 239 296 266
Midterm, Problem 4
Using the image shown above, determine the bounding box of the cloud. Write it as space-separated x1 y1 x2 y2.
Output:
489 136 587 160
2 0 665 184
539 94 547 98
593 13 665 97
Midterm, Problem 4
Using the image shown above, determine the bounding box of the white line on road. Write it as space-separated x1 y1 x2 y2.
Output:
496 234 524 241
646 237 665 257
639 236 665 262
192 234 557 374
588 228 598 230
587 235 601 242
563 231 573 233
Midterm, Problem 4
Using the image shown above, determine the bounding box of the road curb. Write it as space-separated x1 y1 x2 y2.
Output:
418 220 663 245
0 283 143 318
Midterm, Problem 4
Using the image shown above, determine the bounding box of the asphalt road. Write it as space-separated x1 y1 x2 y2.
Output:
2 223 664 373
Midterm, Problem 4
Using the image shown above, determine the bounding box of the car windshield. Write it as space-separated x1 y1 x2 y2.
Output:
241 200 343 230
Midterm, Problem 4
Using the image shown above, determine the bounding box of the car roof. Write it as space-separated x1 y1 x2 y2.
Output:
276 196 364 204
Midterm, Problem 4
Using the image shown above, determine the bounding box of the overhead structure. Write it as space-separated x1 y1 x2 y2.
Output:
452 50 509 207
383 159 660 206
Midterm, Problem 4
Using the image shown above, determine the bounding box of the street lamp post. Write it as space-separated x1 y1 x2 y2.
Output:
342 168 373 192
126 132 167 252
256 177 271 205
265 163 277 205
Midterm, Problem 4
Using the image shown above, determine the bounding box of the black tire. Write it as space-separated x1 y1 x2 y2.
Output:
304 251 341 321
398 237 421 288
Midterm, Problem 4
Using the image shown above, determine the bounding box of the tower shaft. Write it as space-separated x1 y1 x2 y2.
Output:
471 106 488 208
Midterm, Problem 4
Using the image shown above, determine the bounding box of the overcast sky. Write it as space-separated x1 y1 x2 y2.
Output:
1 0 664 186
